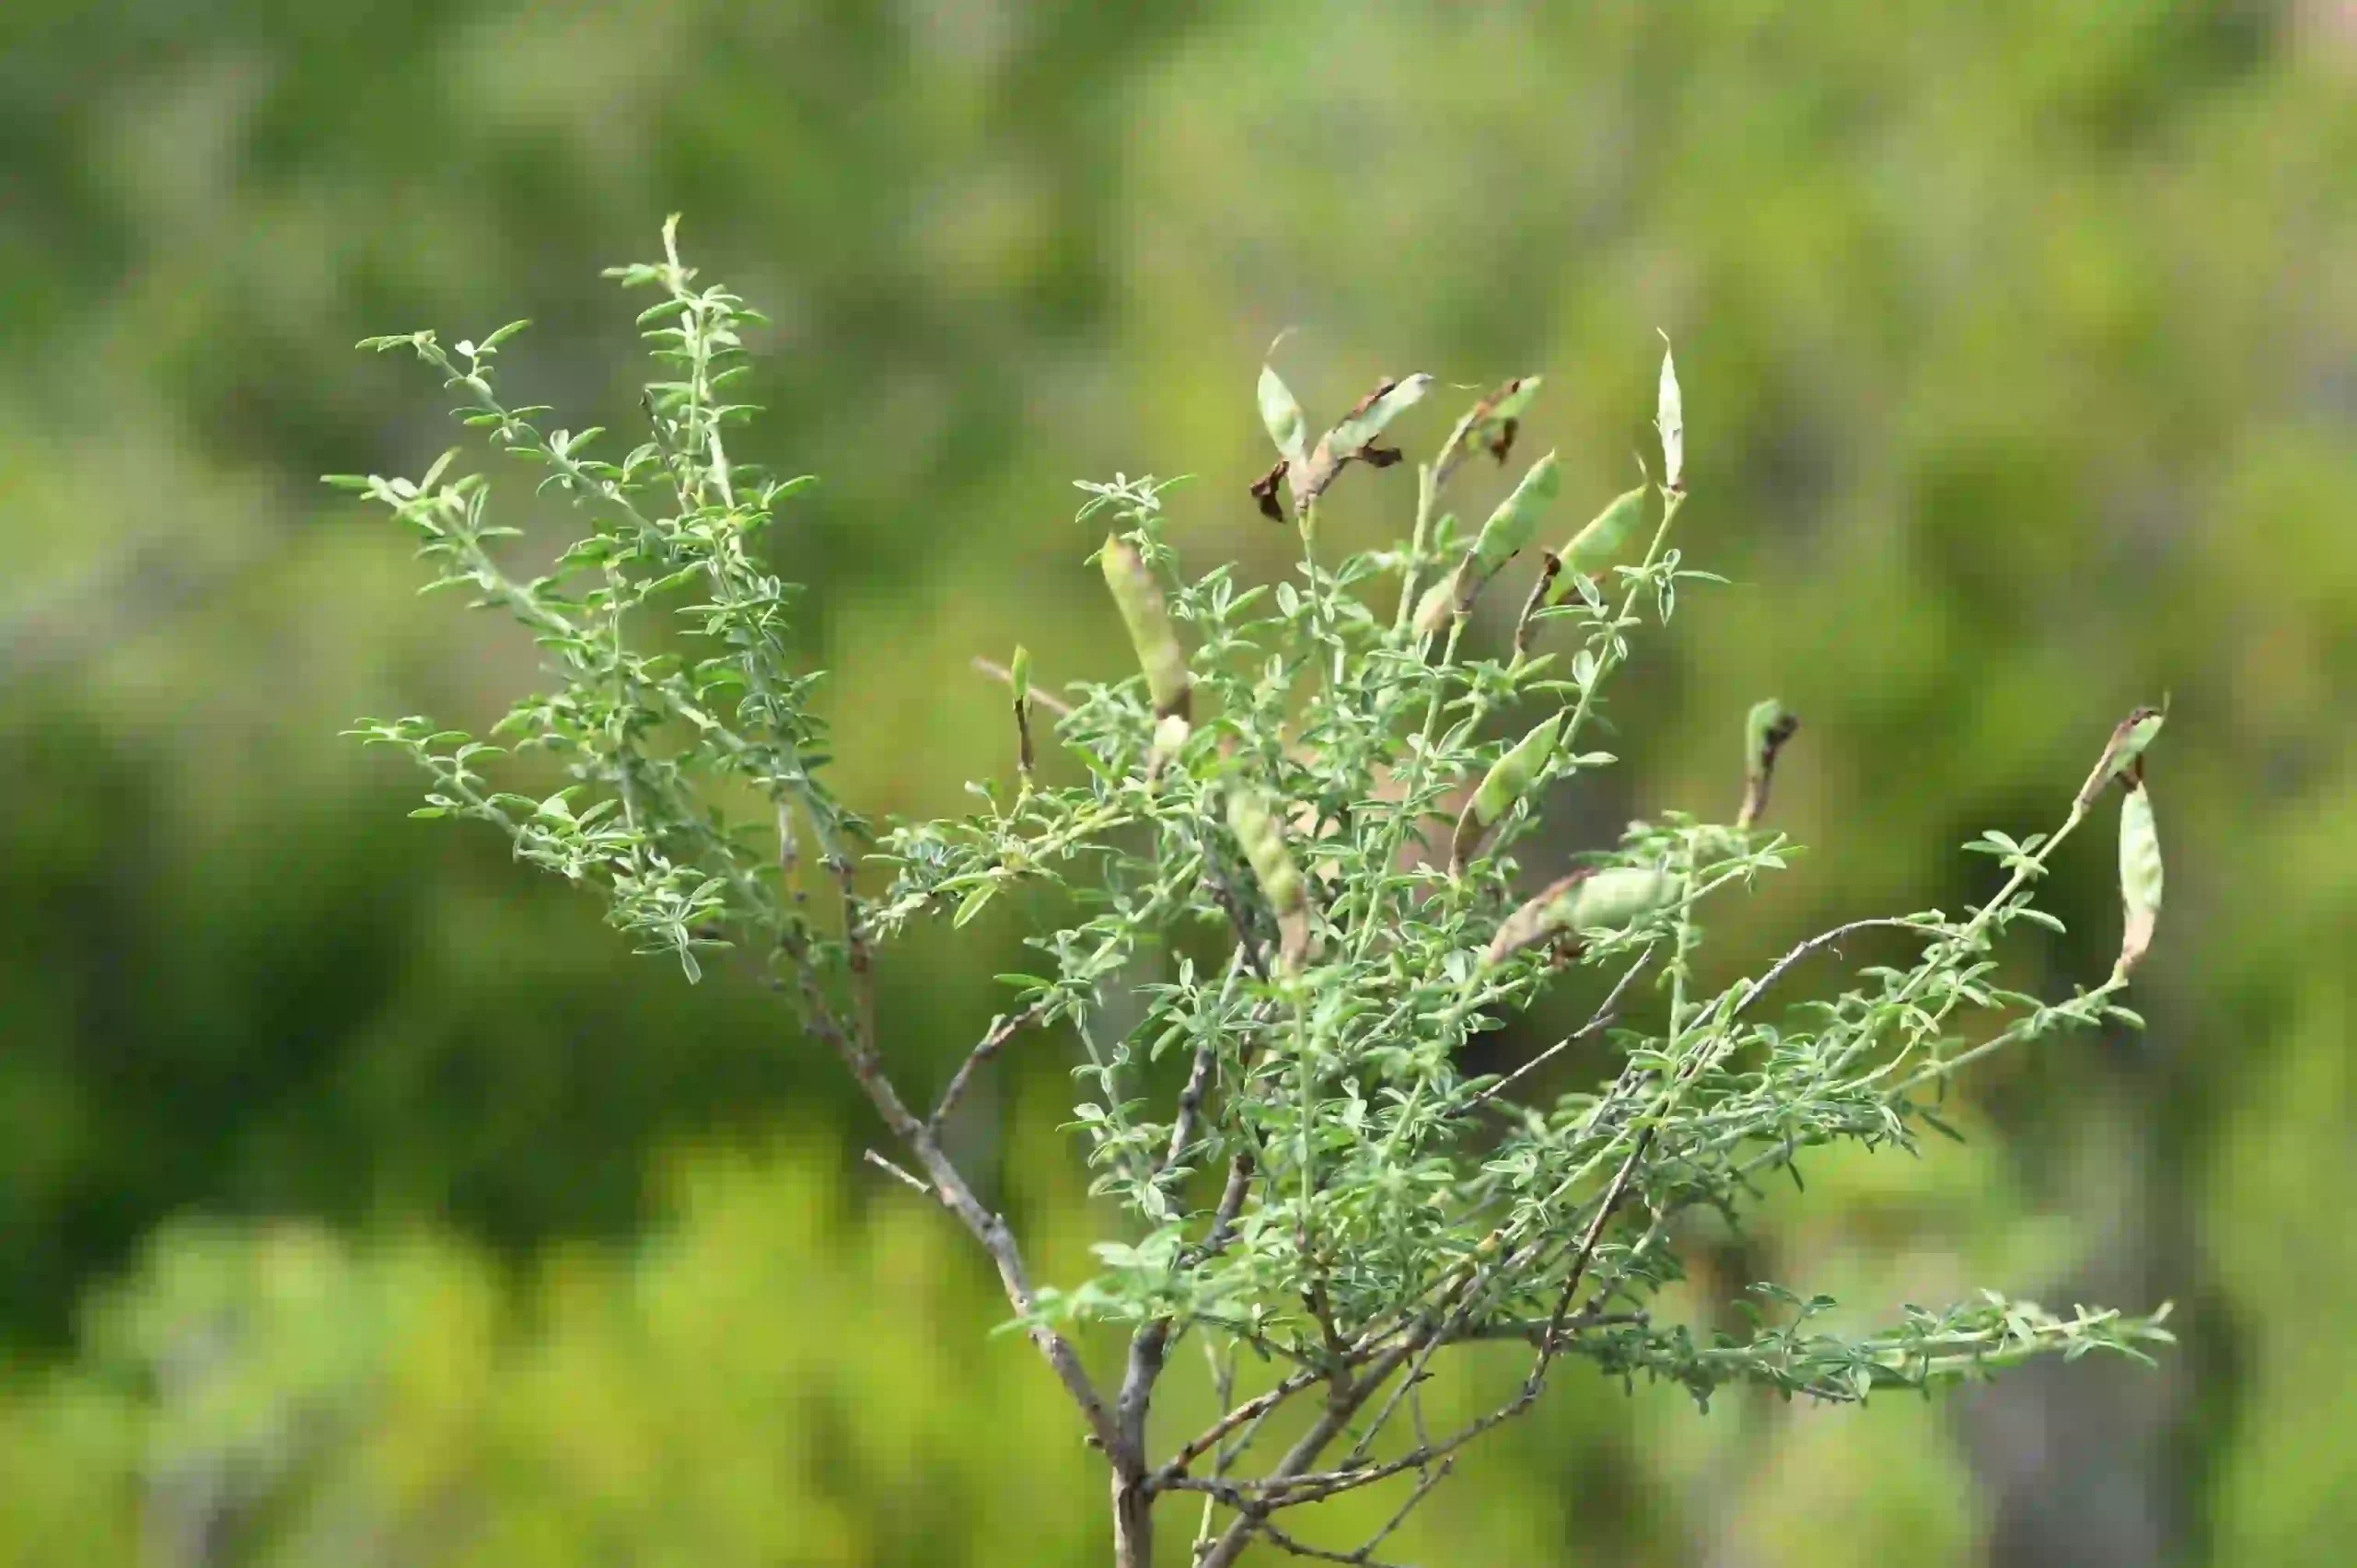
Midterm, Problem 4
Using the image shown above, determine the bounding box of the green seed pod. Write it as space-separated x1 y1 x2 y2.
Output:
1469 451 1562 577
1412 568 1465 637
1546 485 1648 602
1567 865 1679 932
1009 645 1036 778
1482 864 1682 966
1008 644 1032 709
2113 781 2163 984
1099 535 1190 721
1451 712 1563 870
1227 778 1312 972
1258 364 1307 465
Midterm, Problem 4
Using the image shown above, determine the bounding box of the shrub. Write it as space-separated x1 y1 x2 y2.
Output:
334 221 2172 1566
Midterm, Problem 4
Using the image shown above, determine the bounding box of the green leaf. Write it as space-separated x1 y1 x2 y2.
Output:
953 883 1000 928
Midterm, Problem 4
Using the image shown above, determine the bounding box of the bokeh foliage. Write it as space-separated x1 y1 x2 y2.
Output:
1 2 2352 1562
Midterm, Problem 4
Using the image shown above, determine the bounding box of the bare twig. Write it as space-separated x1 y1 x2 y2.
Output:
928 1002 1048 1131
1730 918 1938 1024
862 1148 933 1198
790 883 1120 1458
1251 1514 1420 1568
1465 948 1656 1112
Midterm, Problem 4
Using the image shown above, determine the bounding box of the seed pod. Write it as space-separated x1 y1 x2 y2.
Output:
1008 645 1032 710
1483 864 1681 966
1324 373 1434 458
1469 451 1562 577
1737 698 1800 830
1656 335 1684 494
1466 375 1541 464
1546 485 1649 602
1569 865 1679 931
1412 570 1464 637
1451 712 1564 871
1227 778 1312 973
1436 375 1545 488
2075 704 2166 812
1413 453 1562 637
1009 645 1035 778
2112 781 2163 984
1258 364 1307 466
1099 535 1190 721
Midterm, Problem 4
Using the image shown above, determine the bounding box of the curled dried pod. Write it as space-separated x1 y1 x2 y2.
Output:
1737 698 1800 830
2112 780 2163 984
1451 712 1564 872
2075 704 2165 812
1098 535 1190 723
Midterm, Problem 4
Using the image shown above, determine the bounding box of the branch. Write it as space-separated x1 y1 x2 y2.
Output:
928 1001 1048 1131
1730 917 1940 1023
789 889 1120 1457
1464 948 1655 1112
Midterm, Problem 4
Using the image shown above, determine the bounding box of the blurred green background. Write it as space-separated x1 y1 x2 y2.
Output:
3 1 2352 1562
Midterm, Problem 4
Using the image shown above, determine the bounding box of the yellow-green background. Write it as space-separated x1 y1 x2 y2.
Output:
2 3 2351 1562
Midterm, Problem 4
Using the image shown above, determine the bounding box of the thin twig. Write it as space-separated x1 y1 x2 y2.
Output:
1730 918 1938 1024
928 1002 1047 1131
862 1148 933 1198
1465 948 1656 1112
1251 1515 1420 1568
788 886 1120 1457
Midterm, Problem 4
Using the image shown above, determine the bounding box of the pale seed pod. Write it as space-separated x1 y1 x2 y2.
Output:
1258 364 1307 465
2113 781 2163 984
1099 535 1190 721
1226 778 1312 973
1451 711 1564 871
1546 484 1649 603
1656 335 1684 494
